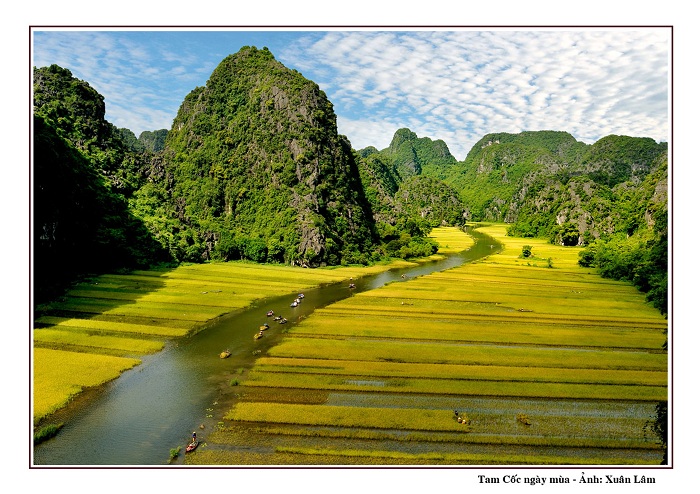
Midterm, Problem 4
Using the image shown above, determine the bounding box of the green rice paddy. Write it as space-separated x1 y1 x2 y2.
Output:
202 225 668 466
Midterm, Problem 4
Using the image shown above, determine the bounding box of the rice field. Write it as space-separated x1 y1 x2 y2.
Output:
33 348 141 420
32 260 409 423
428 226 475 254
202 224 668 466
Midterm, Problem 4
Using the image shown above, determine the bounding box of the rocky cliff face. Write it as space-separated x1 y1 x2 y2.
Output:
383 128 458 180
162 47 376 265
454 132 668 243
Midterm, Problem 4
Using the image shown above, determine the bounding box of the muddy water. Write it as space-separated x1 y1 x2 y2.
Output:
32 228 499 465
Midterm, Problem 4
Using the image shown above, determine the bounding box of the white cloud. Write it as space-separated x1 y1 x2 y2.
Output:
33 28 669 159
284 29 669 159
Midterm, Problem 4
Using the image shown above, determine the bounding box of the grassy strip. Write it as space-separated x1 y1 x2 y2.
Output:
246 424 661 450
38 298 226 321
34 316 192 337
34 328 164 354
227 402 472 431
33 348 140 421
242 370 666 401
229 402 654 441
64 289 259 308
288 314 666 349
309 304 666 331
274 446 658 465
269 338 667 371
476 224 582 268
255 357 668 387
429 226 475 254
341 281 664 323
34 423 64 445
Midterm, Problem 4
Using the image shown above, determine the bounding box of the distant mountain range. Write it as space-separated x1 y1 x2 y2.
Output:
32 46 668 312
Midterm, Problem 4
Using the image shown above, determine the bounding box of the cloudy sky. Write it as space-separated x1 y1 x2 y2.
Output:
32 28 669 160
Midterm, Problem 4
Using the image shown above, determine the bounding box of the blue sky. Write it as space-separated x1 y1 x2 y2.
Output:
32 27 669 161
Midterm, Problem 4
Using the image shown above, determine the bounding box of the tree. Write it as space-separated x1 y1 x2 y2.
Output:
559 223 580 246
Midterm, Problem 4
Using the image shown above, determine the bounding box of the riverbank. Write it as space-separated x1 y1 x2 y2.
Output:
191 224 667 466
32 227 469 426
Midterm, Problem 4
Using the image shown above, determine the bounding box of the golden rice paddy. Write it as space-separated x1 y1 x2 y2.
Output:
33 260 409 423
200 225 668 466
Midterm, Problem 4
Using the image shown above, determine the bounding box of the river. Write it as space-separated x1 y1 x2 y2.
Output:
32 227 499 466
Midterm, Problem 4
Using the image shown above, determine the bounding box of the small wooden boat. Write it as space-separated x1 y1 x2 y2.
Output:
267 310 274 317
273 316 282 321
186 441 199 453
290 301 298 307
279 318 288 324
254 332 263 340
259 324 269 331
219 350 231 359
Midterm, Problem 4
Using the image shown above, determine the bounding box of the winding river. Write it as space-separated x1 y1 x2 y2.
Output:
33 228 500 466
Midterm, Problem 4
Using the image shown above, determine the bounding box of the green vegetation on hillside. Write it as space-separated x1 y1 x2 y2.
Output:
129 47 379 266
577 158 668 314
32 51 667 318
33 114 169 303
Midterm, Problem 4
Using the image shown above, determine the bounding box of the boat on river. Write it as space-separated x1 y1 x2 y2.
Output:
186 441 199 453
219 350 231 359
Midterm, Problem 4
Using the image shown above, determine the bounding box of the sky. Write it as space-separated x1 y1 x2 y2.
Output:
31 27 670 160
10 4 700 490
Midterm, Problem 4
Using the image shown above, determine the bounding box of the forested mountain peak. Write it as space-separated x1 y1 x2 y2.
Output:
156 46 376 265
579 134 667 187
33 65 129 177
379 128 457 180
464 130 585 163
388 128 419 152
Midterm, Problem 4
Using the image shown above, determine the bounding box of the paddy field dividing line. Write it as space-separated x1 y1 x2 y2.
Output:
267 337 666 370
254 357 668 386
227 402 656 442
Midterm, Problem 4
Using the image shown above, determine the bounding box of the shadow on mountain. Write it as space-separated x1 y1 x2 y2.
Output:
33 114 174 312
